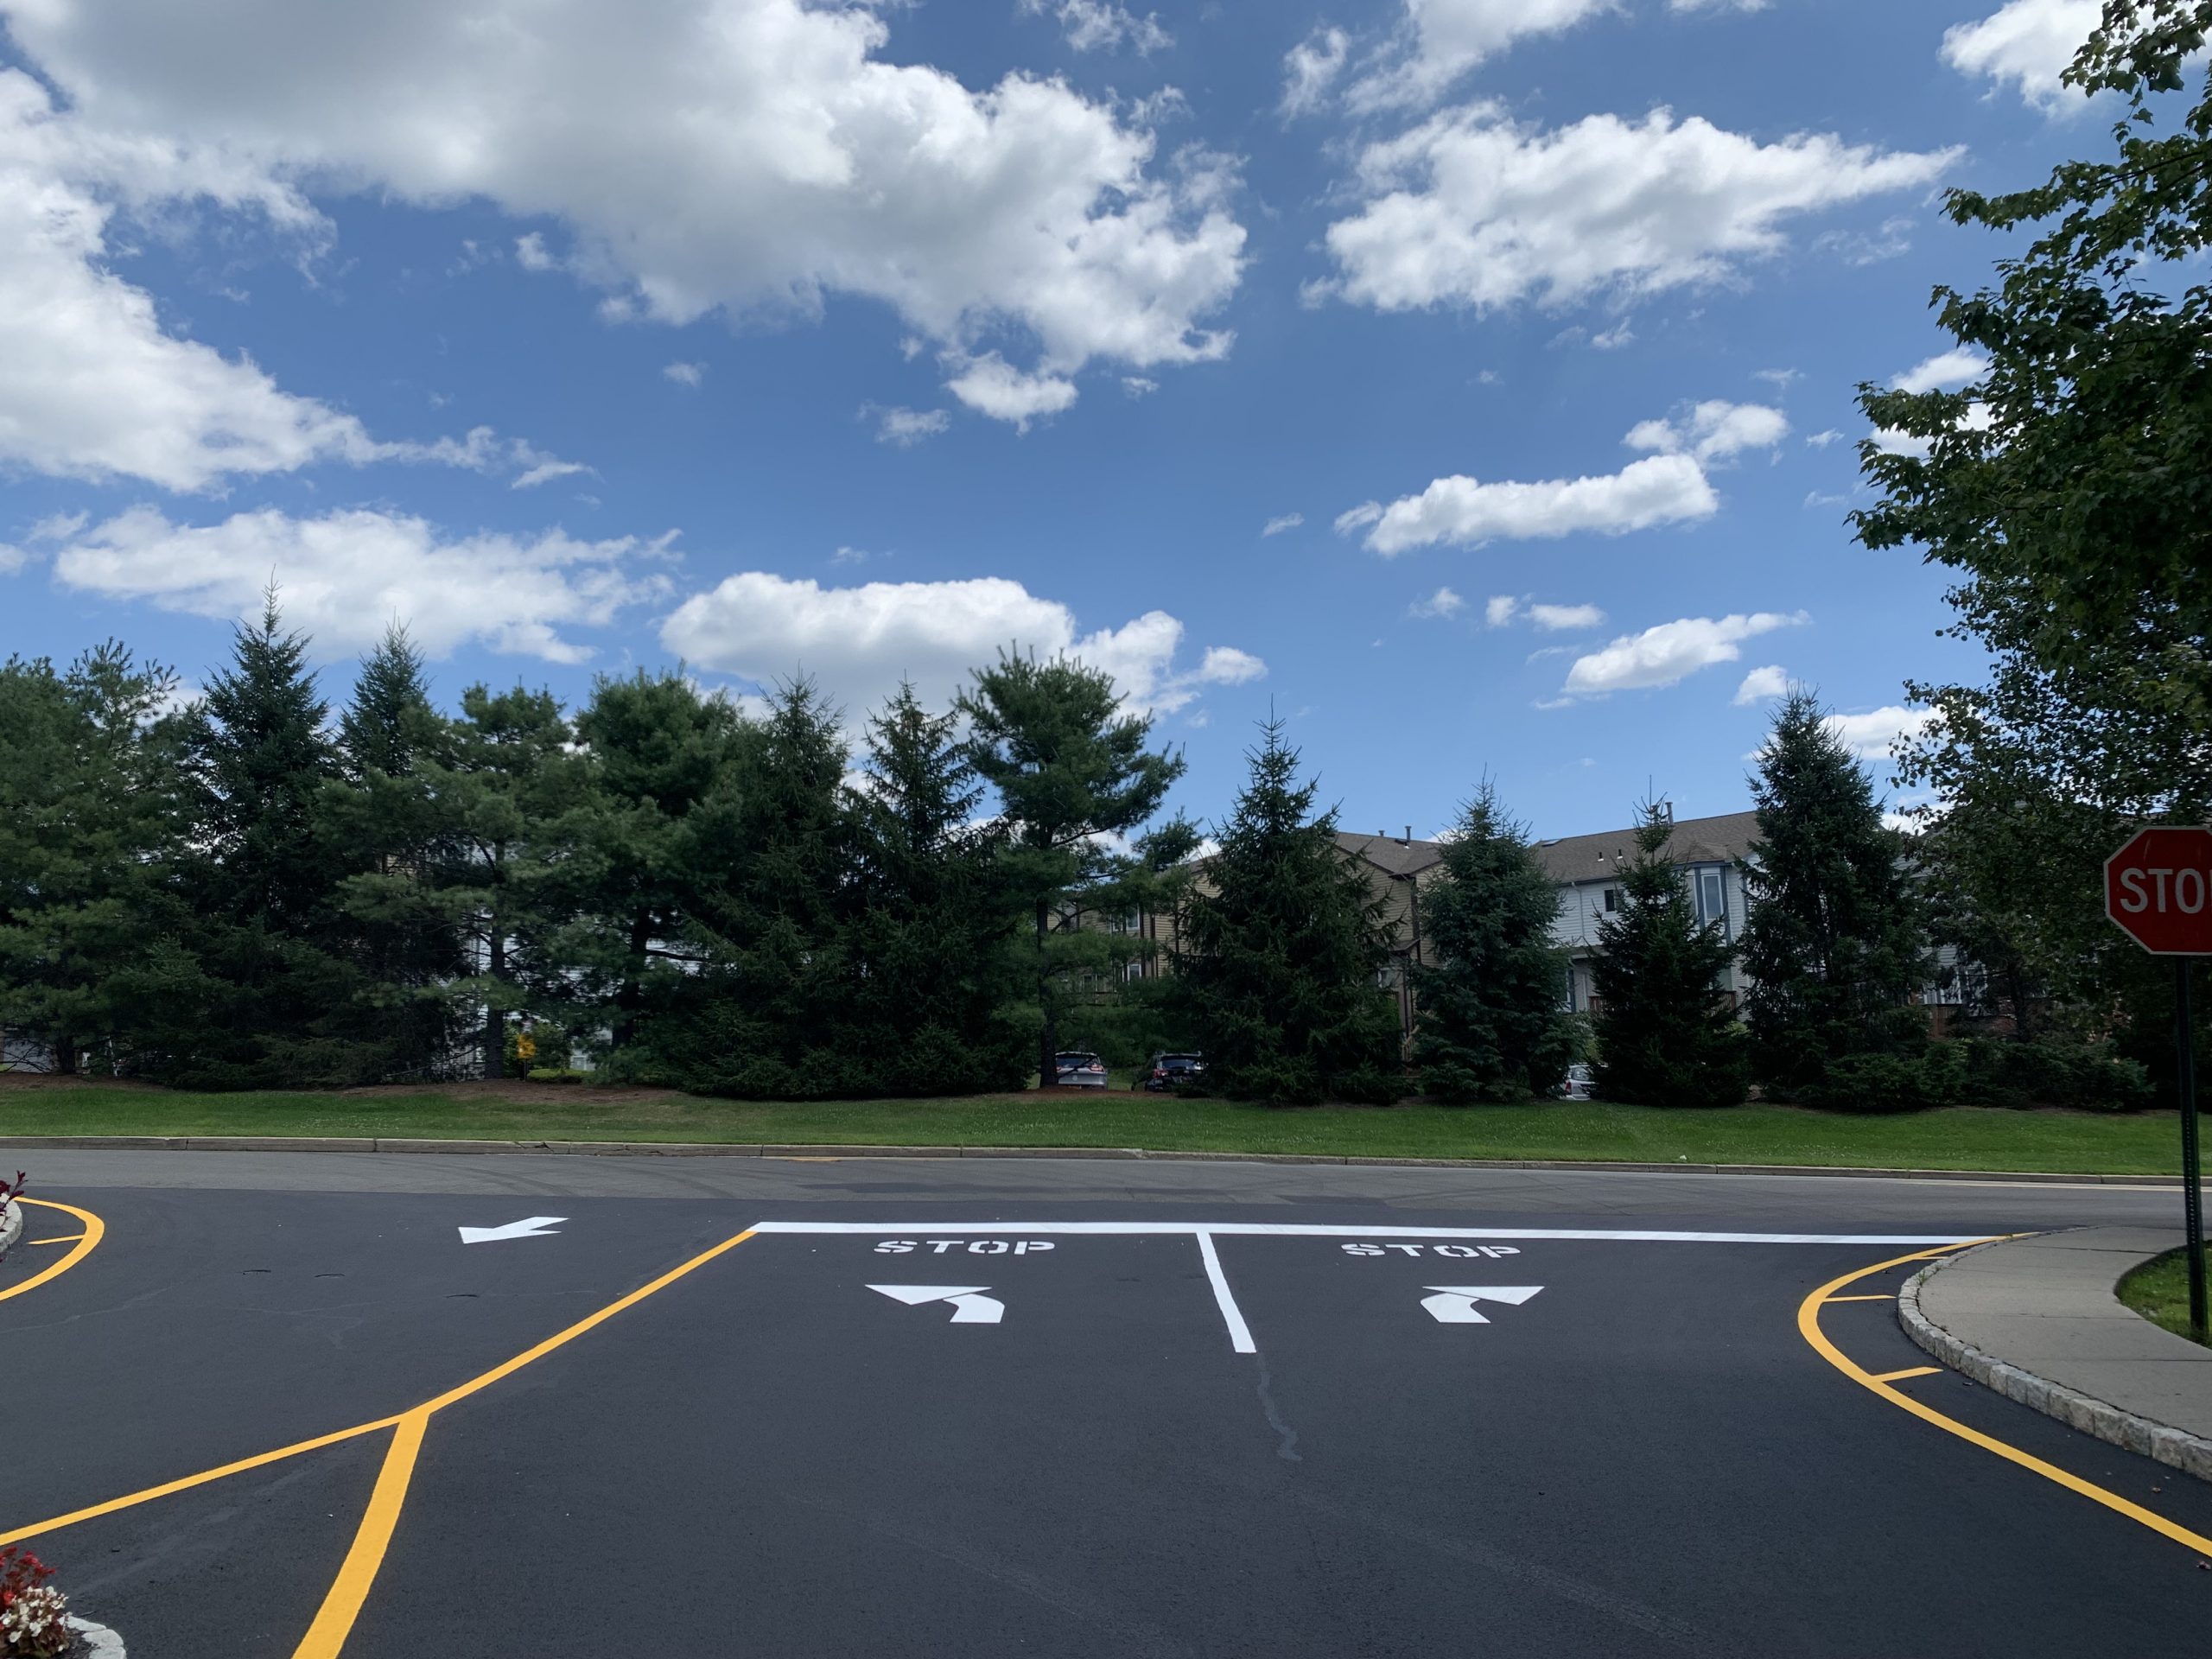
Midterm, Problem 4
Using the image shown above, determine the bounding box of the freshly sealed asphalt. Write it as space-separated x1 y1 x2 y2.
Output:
4 1151 2209 1656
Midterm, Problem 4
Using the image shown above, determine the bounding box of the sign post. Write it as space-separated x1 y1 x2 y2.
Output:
2105 826 2212 1342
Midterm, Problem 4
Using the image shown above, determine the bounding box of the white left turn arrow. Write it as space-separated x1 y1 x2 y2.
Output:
458 1216 568 1244
1420 1285 1542 1324
868 1284 1004 1324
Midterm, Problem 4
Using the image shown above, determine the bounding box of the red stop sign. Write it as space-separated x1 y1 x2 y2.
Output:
2106 827 2212 955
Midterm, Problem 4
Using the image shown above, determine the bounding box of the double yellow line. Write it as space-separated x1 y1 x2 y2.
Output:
1 1215 760 1658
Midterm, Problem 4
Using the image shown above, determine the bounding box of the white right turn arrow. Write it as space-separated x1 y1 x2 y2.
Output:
1420 1286 1543 1324
867 1284 1005 1324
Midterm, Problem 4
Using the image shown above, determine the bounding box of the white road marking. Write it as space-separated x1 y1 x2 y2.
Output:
456 1216 567 1243
752 1221 1981 1244
1196 1230 1257 1356
1420 1286 1544 1324
868 1284 1006 1324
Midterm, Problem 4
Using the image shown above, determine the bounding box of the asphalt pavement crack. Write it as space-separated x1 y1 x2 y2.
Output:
1253 1353 1301 1463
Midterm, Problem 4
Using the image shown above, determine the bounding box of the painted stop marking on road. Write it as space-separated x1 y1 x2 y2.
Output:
2105 826 2212 955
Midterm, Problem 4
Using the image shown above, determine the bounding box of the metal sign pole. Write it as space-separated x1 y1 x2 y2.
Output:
2181 954 2207 1343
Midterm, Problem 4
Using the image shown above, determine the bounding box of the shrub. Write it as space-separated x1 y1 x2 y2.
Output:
0 1548 71 1659
1796 1052 1930 1115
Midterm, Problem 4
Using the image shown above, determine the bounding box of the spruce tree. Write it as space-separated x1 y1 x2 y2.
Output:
1178 718 1403 1105
324 627 466 1079
1590 803 1750 1108
167 596 378 1084
958 652 1183 1087
1410 785 1576 1103
1738 691 1927 1090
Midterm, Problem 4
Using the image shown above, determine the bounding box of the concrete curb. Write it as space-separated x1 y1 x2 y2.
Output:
0 1133 2192 1185
69 1616 125 1657
0 1195 21 1255
1899 1243 2212 1484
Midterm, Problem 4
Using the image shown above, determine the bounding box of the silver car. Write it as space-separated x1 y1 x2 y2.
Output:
1053 1050 1109 1088
1555 1063 1596 1101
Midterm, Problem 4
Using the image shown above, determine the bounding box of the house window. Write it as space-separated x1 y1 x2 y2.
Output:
1601 887 1619 912
1694 868 1728 937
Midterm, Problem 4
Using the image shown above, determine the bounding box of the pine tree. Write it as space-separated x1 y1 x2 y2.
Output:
836 683 1027 1092
555 670 754 1054
1591 803 1750 1108
0 645 195 1073
323 627 466 1079
1738 691 1928 1090
432 683 581 1077
958 652 1184 1087
1178 718 1403 1105
1410 785 1576 1103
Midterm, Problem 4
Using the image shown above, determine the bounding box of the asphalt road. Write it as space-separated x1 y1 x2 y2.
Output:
4 1153 2209 1656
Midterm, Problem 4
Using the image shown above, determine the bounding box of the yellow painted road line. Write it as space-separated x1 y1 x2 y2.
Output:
292 1410 430 1659
416 1225 759 1414
1869 1365 1941 1382
28 1233 88 1246
0 1199 104 1306
0 1418 403 1548
3 1222 765 1659
1799 1246 2212 1558
1827 1294 1893 1302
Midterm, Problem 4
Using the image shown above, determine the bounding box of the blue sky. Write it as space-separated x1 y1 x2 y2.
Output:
0 0 2107 841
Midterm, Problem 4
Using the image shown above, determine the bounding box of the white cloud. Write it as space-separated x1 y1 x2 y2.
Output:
1752 367 1799 389
661 572 1262 718
1732 664 1788 704
1527 601 1604 631
867 405 952 448
1812 213 1914 266
1804 429 1843 448
1624 400 1788 463
1871 401 1995 457
1824 704 1940 760
663 361 706 387
1022 0 1171 54
0 70 387 492
1560 610 1806 697
1347 0 1618 114
507 439 593 490
0 543 25 575
1281 25 1351 117
1122 375 1159 397
1262 512 1305 537
1338 454 1715 556
1484 594 1518 627
1319 103 1955 314
831 545 869 566
1671 0 1767 10
1942 0 2101 112
1588 319 1635 350
28 511 89 543
1409 585 1465 619
48 506 666 664
514 232 557 272
943 353 1079 429
1892 347 1989 394
7 0 1246 421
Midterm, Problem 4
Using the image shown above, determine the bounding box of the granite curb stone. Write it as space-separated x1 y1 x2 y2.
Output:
1899 1236 2212 1484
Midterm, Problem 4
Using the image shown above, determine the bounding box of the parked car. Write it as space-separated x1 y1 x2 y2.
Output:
1555 1063 1596 1101
1053 1050 1109 1089
1142 1052 1205 1092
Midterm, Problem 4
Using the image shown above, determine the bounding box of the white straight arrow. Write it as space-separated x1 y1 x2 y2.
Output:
457 1216 568 1244
1420 1286 1543 1324
867 1284 1005 1324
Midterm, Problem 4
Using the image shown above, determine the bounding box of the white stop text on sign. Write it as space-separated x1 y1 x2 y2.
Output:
1341 1243 1522 1258
874 1239 1056 1255
2114 866 2210 914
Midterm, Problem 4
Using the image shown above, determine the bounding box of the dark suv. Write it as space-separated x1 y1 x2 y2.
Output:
1142 1052 1205 1091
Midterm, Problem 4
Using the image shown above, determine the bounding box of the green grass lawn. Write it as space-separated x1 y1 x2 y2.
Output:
2117 1249 2212 1345
0 1084 2195 1173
